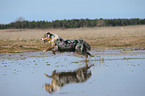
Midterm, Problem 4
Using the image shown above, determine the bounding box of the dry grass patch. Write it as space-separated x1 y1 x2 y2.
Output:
0 25 145 53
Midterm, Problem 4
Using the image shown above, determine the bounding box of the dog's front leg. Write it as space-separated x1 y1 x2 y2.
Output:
51 49 56 55
43 47 52 52
44 74 52 78
51 42 56 54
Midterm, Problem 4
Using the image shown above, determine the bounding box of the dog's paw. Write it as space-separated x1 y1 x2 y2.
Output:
90 55 94 57
51 51 56 55
43 50 46 53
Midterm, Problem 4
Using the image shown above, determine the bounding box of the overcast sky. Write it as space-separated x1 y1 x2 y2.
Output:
0 0 145 24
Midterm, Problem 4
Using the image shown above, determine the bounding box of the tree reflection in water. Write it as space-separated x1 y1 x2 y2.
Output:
44 63 94 93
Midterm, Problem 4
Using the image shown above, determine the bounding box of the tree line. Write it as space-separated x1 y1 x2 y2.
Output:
0 18 145 29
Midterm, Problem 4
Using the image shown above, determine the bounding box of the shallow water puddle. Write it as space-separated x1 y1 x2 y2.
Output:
0 50 145 96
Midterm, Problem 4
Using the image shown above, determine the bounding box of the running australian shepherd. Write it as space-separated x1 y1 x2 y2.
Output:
41 32 93 60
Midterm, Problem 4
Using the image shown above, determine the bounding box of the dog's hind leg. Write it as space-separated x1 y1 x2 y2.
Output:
84 52 94 62
85 61 94 69
86 52 94 57
85 55 88 62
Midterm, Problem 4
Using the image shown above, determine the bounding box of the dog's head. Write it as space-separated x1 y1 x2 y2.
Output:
44 82 60 94
41 32 60 43
41 32 52 43
44 83 54 93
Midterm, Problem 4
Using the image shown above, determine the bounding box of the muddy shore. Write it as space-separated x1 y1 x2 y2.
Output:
0 25 145 54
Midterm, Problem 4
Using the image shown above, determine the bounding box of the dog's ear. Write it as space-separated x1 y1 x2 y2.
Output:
46 32 52 38
47 32 54 38
47 32 51 35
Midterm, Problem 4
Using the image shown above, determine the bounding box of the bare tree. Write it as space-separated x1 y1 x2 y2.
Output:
15 16 25 22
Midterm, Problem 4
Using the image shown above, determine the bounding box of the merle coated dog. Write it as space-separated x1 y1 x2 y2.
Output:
41 32 93 60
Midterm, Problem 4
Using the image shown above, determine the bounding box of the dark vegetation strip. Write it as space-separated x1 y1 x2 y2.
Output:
0 18 145 29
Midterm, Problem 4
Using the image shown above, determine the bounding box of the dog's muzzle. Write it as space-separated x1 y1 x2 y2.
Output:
41 38 51 43
41 38 47 43
41 38 44 40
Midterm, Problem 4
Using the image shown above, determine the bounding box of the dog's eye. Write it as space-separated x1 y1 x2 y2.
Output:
44 34 48 37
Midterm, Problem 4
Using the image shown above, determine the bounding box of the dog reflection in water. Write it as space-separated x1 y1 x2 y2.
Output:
44 64 93 93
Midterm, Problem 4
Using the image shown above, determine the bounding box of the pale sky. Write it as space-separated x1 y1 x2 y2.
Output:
0 0 145 24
